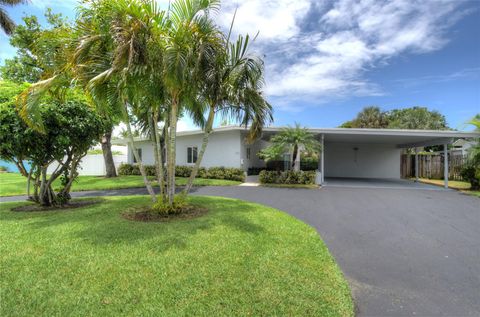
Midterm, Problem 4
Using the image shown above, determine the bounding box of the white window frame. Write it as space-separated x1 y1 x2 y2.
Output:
246 147 251 160
187 146 198 164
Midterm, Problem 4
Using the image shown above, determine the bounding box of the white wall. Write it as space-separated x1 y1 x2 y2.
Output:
324 142 401 179
48 154 128 176
128 131 243 168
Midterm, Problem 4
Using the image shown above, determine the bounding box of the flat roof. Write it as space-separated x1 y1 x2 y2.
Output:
112 125 479 148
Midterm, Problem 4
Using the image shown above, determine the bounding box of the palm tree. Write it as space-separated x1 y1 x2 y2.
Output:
0 0 26 35
183 32 273 193
260 123 321 171
353 106 388 128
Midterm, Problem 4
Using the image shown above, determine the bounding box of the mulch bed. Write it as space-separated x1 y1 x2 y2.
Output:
11 199 103 212
122 204 208 222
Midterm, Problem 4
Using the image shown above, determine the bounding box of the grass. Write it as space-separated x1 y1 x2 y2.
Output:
0 196 353 316
0 173 241 197
416 178 480 198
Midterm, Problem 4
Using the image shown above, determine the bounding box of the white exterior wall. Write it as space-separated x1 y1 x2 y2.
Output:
48 154 128 176
324 142 401 179
128 131 243 168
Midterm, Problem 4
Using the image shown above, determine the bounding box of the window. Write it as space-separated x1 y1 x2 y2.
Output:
246 147 251 160
187 146 197 164
133 148 142 163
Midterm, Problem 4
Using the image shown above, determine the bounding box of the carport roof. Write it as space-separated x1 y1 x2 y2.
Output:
113 125 479 148
260 127 479 148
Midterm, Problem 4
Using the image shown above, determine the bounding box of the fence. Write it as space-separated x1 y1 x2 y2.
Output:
401 153 467 181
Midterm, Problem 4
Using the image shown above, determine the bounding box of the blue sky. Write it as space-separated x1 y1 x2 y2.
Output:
1 0 479 131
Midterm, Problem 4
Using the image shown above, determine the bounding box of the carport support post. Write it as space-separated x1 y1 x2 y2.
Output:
414 147 419 182
321 134 325 184
444 143 449 189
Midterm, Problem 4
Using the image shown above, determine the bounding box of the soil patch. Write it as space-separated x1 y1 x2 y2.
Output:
11 199 103 212
122 204 208 222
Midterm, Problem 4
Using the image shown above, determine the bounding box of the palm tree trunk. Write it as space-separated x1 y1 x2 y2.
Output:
101 130 117 177
149 109 165 201
124 104 157 203
294 146 301 171
167 97 179 205
184 105 215 194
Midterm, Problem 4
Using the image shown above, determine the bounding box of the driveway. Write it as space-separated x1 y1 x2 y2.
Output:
1 186 479 316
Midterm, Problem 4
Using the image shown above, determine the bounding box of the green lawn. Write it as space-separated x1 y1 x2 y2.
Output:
416 178 480 197
0 173 241 197
0 196 353 316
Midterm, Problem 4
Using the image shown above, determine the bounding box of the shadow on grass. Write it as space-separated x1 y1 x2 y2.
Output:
0 196 266 252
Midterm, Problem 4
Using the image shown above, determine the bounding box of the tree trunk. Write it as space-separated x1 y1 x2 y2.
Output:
184 105 215 194
101 130 117 178
124 104 157 203
153 109 166 201
167 97 179 205
293 145 301 171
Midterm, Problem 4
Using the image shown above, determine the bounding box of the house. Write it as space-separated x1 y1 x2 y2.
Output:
113 126 479 187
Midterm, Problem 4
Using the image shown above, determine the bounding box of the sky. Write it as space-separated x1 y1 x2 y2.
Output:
1 0 479 132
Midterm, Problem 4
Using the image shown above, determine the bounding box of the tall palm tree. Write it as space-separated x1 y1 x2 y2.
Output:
0 0 26 35
184 33 273 193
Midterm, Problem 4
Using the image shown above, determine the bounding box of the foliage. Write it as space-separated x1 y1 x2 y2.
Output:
0 165 8 172
460 166 480 190
0 80 30 103
87 149 122 155
259 170 316 185
0 99 104 205
387 107 448 130
151 193 189 215
340 106 449 130
119 163 245 182
0 10 70 83
259 123 321 171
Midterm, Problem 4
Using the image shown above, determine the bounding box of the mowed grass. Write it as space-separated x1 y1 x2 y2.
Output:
417 178 480 197
0 196 353 316
0 173 241 196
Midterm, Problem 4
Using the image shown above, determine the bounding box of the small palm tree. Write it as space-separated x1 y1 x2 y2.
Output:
0 0 26 35
260 123 321 171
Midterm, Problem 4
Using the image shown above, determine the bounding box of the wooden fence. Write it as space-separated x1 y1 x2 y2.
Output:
401 153 467 181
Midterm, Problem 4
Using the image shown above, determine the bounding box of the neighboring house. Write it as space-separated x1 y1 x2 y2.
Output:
113 126 479 185
450 139 476 156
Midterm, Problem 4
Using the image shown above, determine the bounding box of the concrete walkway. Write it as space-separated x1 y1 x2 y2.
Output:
1 186 479 316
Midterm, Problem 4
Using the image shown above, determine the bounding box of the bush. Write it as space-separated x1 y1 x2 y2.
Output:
460 165 480 190
150 193 189 215
118 163 245 182
259 170 316 185
0 166 8 172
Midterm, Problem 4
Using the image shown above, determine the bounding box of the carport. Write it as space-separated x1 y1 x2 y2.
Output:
309 128 479 188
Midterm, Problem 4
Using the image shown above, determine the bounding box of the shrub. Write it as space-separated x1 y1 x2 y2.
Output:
151 193 189 215
0 166 8 172
118 163 245 182
259 170 316 185
460 165 480 190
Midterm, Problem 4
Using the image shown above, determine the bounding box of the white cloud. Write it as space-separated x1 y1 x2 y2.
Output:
218 0 471 109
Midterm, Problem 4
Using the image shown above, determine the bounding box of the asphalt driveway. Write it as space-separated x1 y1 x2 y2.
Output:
1 186 479 316
188 186 480 317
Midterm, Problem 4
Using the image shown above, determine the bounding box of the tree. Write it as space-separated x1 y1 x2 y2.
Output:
0 0 26 35
259 123 320 171
460 114 480 190
344 106 389 129
387 107 448 130
183 32 273 193
0 98 104 206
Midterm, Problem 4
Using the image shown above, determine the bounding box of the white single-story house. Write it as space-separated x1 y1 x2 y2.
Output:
113 126 479 188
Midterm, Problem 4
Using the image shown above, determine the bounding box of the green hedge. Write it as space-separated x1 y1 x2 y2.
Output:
259 170 316 185
118 163 245 182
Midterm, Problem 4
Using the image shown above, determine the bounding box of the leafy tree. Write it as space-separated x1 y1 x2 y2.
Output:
387 107 448 130
460 114 480 190
343 106 389 129
0 10 68 83
259 123 321 171
0 98 104 206
0 0 26 35
0 80 29 103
